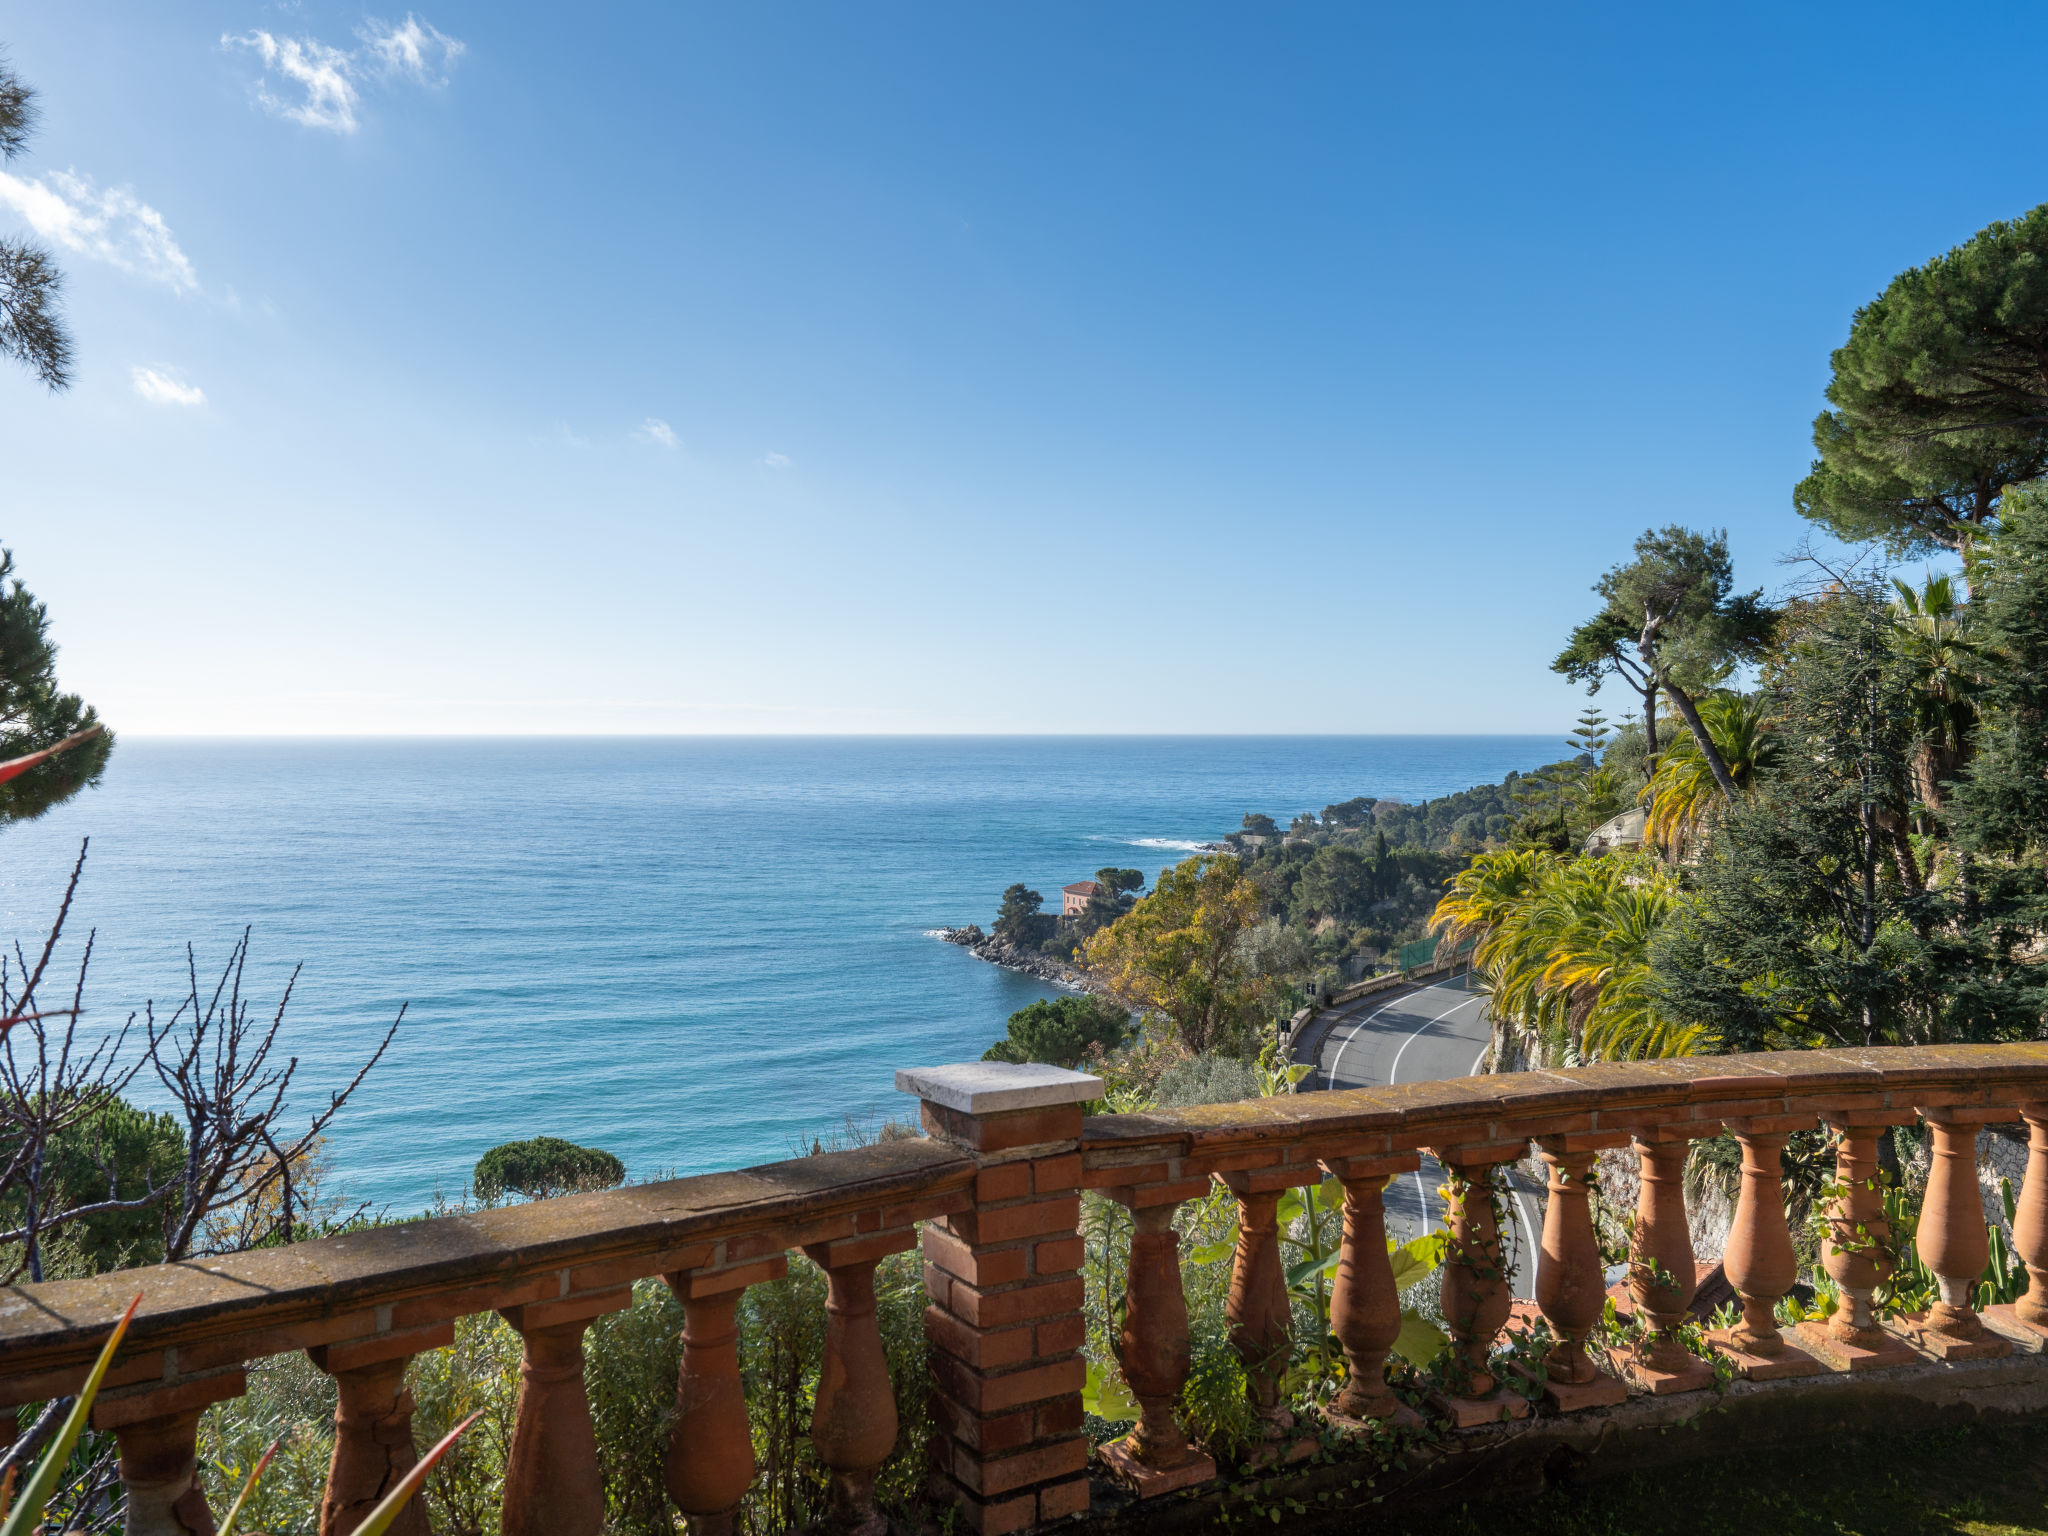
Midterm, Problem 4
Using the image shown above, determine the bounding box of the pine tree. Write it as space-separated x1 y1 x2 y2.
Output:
0 548 112 824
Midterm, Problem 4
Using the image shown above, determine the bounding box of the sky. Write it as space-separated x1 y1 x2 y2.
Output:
0 2 2041 735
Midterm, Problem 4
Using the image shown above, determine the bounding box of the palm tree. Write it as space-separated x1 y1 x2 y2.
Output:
1889 573 1978 815
1431 851 1708 1062
1640 692 1778 857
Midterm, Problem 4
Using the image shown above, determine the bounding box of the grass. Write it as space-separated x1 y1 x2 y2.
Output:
1380 1420 2048 1536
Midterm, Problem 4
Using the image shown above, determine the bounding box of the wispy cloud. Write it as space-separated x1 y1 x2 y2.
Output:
222 13 463 134
222 32 360 132
132 366 206 406
549 421 591 448
362 15 465 84
635 417 679 449
0 169 197 290
763 451 792 469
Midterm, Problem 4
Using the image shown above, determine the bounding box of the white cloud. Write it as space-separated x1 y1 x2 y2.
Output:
0 169 197 290
132 366 206 407
223 31 360 133
223 15 462 135
763 451 792 469
362 15 465 84
635 418 679 449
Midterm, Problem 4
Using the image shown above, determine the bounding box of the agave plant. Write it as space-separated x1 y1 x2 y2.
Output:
0 1293 140 1536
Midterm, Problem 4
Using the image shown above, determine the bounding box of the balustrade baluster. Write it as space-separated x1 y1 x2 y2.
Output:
1899 1110 2012 1360
1533 1137 1626 1408
2013 1105 2048 1334
106 1406 219 1536
1323 1154 1421 1428
1711 1121 1820 1378
1921 1117 1991 1340
1799 1120 1918 1370
501 1290 634 1536
1100 1201 1215 1492
805 1242 904 1536
1624 1131 1717 1391
1431 1147 1527 1424
1224 1188 1292 1431
309 1330 450 1536
664 1259 786 1536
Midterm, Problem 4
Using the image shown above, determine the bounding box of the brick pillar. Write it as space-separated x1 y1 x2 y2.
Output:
898 1062 1100 1536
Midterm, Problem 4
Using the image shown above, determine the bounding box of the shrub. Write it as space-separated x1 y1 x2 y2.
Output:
472 1136 625 1200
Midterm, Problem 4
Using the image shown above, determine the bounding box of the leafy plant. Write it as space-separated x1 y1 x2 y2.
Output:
0 1293 138 1536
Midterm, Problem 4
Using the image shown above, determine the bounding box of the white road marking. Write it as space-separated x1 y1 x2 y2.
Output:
1324 985 1453 1089
1386 992 1487 1084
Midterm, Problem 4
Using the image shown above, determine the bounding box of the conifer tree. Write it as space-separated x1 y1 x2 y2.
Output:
1653 584 1962 1049
0 52 73 389
1796 203 2048 555
0 548 110 824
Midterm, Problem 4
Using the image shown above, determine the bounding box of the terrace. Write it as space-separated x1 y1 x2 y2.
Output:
6 1044 2048 1535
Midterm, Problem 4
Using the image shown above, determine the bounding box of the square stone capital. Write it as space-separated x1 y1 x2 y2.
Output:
895 1062 1104 1115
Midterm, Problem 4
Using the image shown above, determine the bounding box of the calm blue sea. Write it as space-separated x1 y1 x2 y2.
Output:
0 738 1554 1211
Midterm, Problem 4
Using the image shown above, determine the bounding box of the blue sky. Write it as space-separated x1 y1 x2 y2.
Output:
0 3 2038 734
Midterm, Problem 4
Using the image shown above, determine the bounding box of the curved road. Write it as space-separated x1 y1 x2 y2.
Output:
1299 972 1539 1298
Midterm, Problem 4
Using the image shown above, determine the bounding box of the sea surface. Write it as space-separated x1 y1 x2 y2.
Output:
0 737 1555 1211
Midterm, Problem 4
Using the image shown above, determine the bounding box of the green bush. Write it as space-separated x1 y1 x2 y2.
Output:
473 1136 626 1201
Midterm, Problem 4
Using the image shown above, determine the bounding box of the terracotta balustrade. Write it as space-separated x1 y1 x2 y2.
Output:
7 1046 2048 1536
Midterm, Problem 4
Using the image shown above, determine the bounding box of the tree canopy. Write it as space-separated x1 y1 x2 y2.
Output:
473 1137 626 1201
1796 203 2048 555
982 994 1131 1069
0 549 112 824
0 53 71 389
1082 854 1266 1055
1552 525 1774 793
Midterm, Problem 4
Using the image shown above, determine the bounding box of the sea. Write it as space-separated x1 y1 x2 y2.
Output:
0 737 1555 1212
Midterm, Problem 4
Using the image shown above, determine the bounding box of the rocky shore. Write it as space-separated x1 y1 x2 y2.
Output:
934 925 1105 994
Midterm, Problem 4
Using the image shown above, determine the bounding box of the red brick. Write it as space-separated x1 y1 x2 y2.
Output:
954 1489 1036 1536
945 1275 1083 1329
924 1306 1034 1371
930 1353 1085 1414
1033 1153 1082 1193
1035 1314 1086 1355
1032 1236 1085 1276
924 1226 1029 1287
1036 1396 1085 1438
976 1163 1033 1203
923 1262 954 1312
931 1392 1035 1454
1036 1474 1093 1521
949 1197 1080 1247
922 1101 1085 1152
961 1436 1088 1497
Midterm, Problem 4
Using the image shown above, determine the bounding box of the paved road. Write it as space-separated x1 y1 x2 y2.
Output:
1297 972 1539 1298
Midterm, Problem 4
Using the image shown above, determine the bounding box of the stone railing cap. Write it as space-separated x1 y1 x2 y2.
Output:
896 1062 1104 1115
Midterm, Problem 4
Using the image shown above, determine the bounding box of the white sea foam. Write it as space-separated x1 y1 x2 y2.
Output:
1125 837 1211 852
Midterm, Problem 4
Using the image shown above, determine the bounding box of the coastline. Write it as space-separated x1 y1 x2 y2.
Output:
932 925 1105 995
